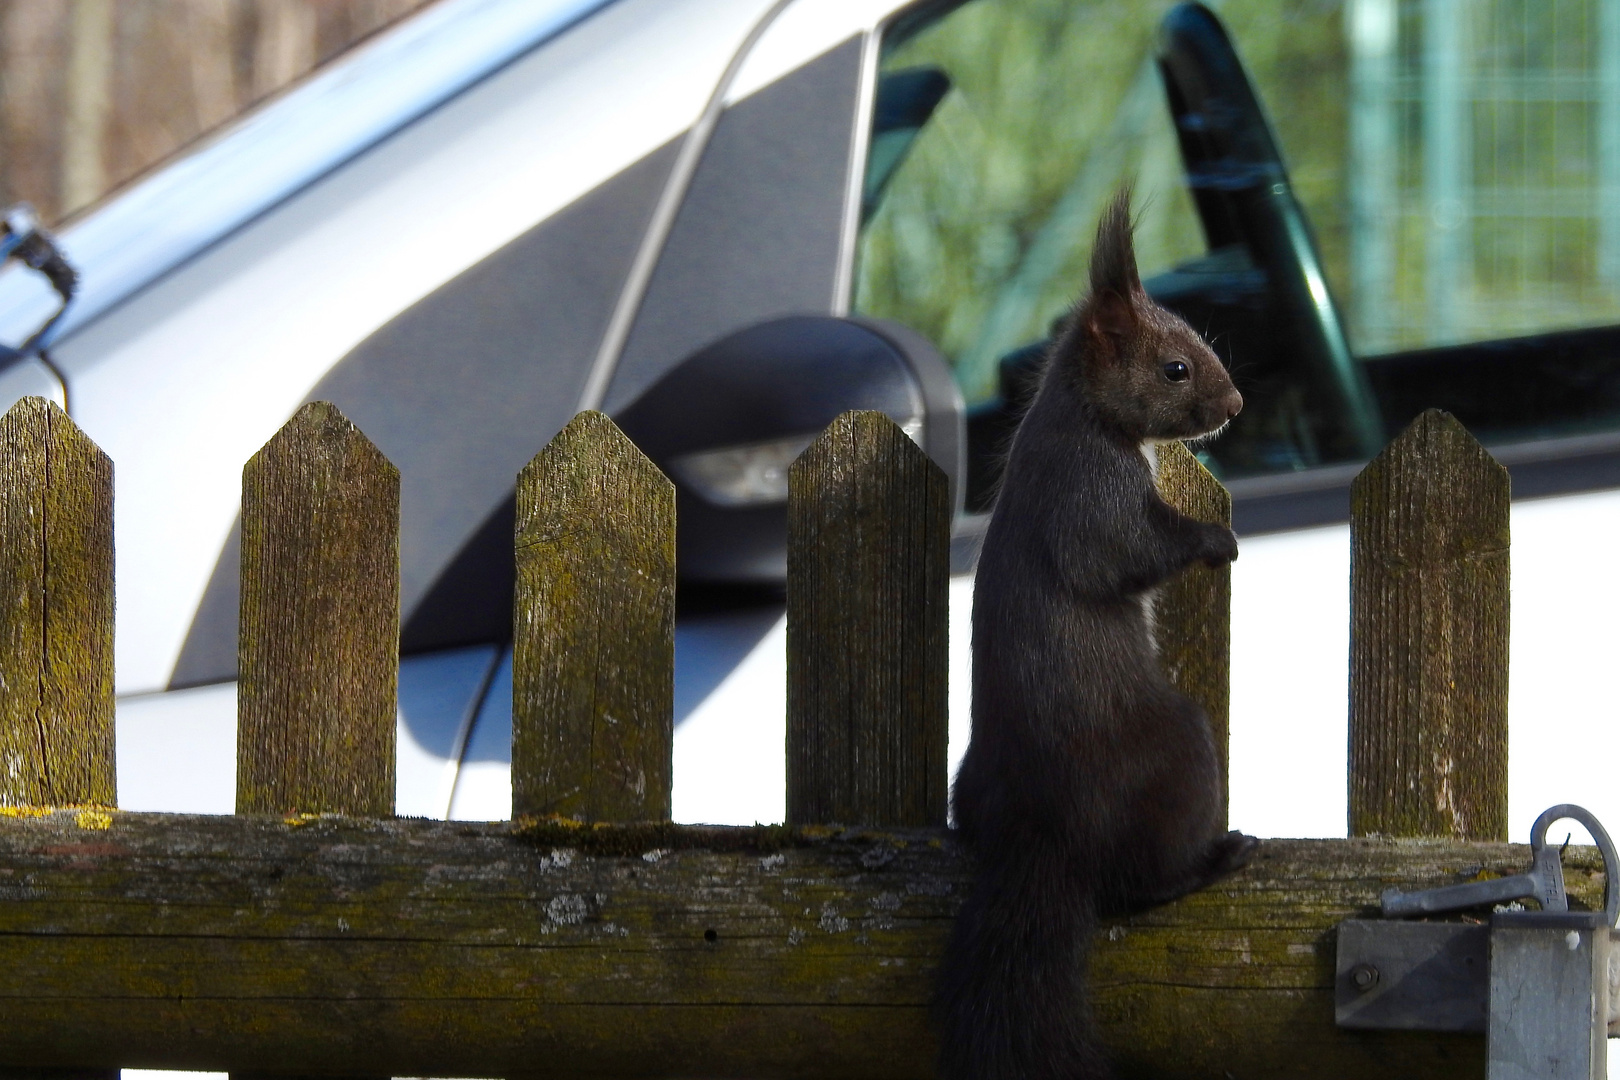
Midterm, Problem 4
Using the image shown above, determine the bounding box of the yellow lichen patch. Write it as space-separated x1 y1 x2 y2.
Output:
0 805 56 818
283 812 325 828
75 808 113 830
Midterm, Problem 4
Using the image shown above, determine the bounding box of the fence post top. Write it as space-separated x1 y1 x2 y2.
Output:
1155 440 1231 515
1360 408 1497 465
519 410 669 490
1 395 66 423
250 400 397 475
285 399 355 431
1392 408 1468 442
792 410 941 474
534 409 635 454
813 409 907 440
0 395 110 470
1351 407 1508 508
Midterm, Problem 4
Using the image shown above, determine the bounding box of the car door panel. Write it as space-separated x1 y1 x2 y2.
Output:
171 141 680 685
603 36 869 414
48 0 778 696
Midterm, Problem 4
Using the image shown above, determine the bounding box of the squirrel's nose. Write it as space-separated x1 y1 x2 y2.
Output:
1225 390 1243 419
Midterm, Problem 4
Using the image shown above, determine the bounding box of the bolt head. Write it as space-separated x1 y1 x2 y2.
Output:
1350 963 1380 991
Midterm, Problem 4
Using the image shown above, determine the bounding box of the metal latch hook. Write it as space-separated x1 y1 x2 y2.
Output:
0 202 77 364
1381 804 1618 927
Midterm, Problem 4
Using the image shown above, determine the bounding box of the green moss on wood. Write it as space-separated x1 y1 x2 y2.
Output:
0 814 1606 1078
513 411 675 823
1349 410 1510 840
1154 442 1232 822
786 410 949 828
237 401 399 816
0 396 115 809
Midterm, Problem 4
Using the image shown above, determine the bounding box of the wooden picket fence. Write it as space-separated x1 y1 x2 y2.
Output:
0 396 1607 1079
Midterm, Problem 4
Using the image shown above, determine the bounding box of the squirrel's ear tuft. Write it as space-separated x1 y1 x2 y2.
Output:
1084 287 1137 343
1088 186 1142 300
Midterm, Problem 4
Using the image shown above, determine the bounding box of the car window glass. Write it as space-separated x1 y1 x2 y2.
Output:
1338 0 1620 354
854 0 1205 408
864 0 1620 373
1184 0 1620 358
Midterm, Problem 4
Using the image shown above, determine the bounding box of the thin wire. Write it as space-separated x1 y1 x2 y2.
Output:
440 645 505 820
578 0 798 414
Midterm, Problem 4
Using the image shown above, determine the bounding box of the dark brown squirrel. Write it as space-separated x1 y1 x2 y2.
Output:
936 189 1259 1080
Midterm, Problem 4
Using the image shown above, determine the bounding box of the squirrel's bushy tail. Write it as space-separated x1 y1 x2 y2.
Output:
935 840 1111 1080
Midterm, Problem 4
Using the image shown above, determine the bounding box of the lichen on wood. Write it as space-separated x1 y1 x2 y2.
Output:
1153 441 1232 823
786 410 949 828
0 396 114 809
237 401 399 817
1349 409 1509 840
513 410 675 823
0 812 1606 1079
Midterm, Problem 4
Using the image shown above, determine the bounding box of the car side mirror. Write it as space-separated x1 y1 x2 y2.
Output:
615 314 964 584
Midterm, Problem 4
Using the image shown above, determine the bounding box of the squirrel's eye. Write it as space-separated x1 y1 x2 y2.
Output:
1162 360 1190 382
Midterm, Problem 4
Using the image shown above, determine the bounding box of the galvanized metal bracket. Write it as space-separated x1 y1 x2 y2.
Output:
1486 910 1615 1079
1337 918 1489 1032
1336 805 1619 1080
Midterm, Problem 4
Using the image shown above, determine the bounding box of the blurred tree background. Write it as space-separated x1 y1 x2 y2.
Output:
0 0 432 224
856 0 1620 404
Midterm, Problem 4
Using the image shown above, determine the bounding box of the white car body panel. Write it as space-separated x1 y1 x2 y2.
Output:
53 0 780 694
116 682 238 815
727 0 894 104
1229 493 1620 847
0 356 63 408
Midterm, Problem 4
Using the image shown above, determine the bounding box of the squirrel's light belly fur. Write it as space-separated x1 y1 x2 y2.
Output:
935 190 1259 1080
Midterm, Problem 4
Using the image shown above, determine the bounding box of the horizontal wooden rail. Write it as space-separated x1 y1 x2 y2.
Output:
0 811 1608 1078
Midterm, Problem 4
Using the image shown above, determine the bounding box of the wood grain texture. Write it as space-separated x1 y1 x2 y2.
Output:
0 396 114 808
1350 410 1510 840
0 811 1608 1078
1153 441 1231 824
786 411 949 828
237 401 399 817
513 410 674 822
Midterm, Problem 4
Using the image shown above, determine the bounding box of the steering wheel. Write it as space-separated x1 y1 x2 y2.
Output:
1157 3 1384 461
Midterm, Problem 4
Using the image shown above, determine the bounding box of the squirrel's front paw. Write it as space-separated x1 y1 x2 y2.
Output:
1208 830 1260 875
1199 525 1239 567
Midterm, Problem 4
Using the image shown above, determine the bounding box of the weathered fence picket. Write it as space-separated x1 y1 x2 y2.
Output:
236 400 399 817
233 405 397 1080
512 409 675 822
786 409 949 828
0 401 1607 1080
1154 440 1233 820
0 396 114 811
1349 408 1510 840
0 398 115 1080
